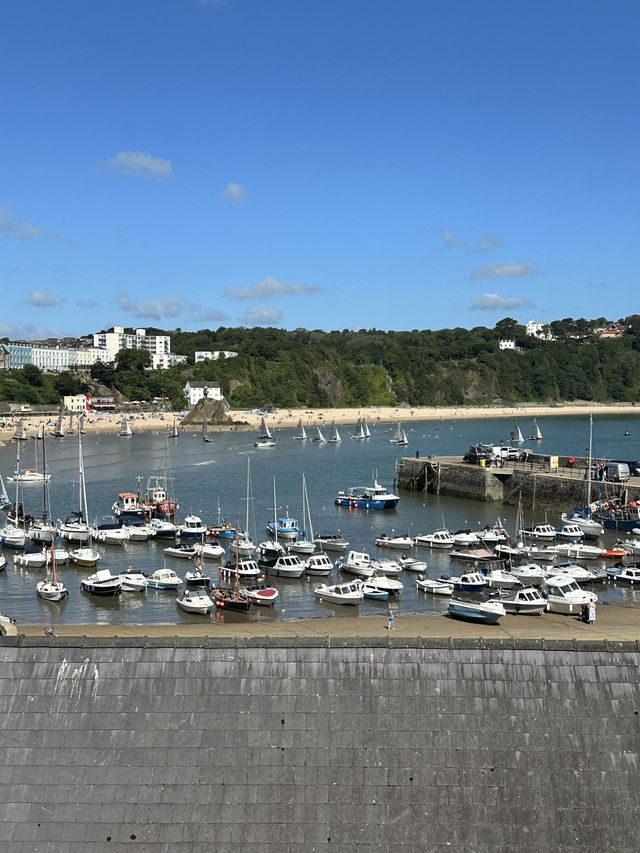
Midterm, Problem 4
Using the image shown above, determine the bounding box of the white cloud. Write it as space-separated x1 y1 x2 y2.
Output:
221 182 248 202
469 262 537 280
0 322 66 340
199 308 229 323
473 234 503 253
25 290 65 308
223 276 321 301
102 151 174 179
470 293 536 311
442 228 461 248
115 291 228 323
241 305 283 326
76 299 99 308
0 206 66 241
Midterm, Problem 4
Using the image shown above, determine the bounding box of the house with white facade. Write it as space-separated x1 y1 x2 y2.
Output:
63 395 88 413
184 381 223 407
7 342 110 372
92 326 186 369
194 350 238 363
498 339 516 350
525 321 554 340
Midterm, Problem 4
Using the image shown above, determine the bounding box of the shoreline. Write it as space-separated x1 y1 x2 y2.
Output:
11 601 640 641
2 401 638 439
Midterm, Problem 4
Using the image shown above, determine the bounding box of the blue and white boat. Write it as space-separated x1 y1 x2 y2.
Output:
448 597 505 624
266 514 300 540
335 480 399 510
147 568 182 590
450 571 486 592
176 515 207 539
605 565 640 584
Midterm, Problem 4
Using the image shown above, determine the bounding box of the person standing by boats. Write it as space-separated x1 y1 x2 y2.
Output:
588 599 596 625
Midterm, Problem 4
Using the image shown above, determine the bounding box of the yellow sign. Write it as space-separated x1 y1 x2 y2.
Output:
549 456 558 470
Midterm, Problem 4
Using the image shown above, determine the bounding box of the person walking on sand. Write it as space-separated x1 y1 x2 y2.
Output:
588 599 596 625
387 612 395 631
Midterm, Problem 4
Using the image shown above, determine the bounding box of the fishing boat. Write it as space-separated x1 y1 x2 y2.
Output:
176 589 214 614
293 419 307 440
314 580 363 605
70 547 101 567
147 568 182 589
389 422 408 446
143 438 179 520
447 598 506 624
221 557 261 580
529 419 543 440
80 568 122 597
520 522 556 541
36 543 69 601
416 576 453 595
210 585 252 614
327 420 341 443
244 584 279 606
267 513 300 541
311 423 327 443
555 522 586 542
335 479 400 510
303 553 333 576
202 420 212 443
176 515 208 539
500 587 547 615
118 415 133 437
265 554 305 578
112 487 147 524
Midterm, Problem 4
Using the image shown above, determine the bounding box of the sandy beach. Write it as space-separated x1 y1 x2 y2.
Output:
3 401 638 439
10 601 640 641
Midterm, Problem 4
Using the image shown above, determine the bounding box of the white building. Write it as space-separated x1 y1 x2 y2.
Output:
8 342 110 372
194 350 238 363
184 381 223 407
525 321 554 340
63 395 88 412
499 339 516 350
92 326 185 369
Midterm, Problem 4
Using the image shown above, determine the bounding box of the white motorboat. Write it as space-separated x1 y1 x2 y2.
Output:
164 544 199 559
7 468 50 484
119 569 148 592
264 554 305 578
184 566 212 587
616 539 640 556
367 572 403 595
416 577 453 595
14 548 47 569
314 580 363 605
448 598 505 624
547 562 598 585
550 542 603 561
244 584 279 606
120 522 155 542
606 565 640 584
500 586 547 615
397 555 428 572
335 550 375 578
555 522 586 542
375 533 414 550
304 553 334 576
147 568 182 589
148 518 177 539
544 575 597 614
70 547 101 567
484 569 523 590
371 558 403 577
450 571 486 592
231 533 257 557
560 511 604 539
93 523 129 546
254 438 276 448
414 528 455 549
177 515 207 539
176 590 213 615
80 568 122 596
314 533 349 553
521 523 556 541
509 562 547 587
221 558 262 580
0 524 28 549
475 524 508 546
451 529 478 546
194 541 225 560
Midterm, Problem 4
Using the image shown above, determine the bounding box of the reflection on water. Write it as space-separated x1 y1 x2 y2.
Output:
1 413 639 626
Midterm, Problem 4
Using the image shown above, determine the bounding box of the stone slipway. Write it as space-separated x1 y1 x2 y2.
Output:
1 610 640 852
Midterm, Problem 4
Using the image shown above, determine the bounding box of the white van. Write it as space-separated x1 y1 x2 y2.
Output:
602 462 630 483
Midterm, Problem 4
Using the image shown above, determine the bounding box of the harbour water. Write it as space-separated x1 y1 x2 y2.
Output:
1 412 639 627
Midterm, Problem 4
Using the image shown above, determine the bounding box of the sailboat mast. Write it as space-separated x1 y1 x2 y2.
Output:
14 440 21 522
587 414 593 506
303 473 314 542
78 431 89 523
41 433 50 521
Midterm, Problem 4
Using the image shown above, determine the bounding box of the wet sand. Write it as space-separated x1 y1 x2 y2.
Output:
13 601 640 642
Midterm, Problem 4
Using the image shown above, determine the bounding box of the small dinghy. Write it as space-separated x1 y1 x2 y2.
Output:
176 590 214 615
80 568 122 597
92 523 129 546
371 558 403 577
69 547 101 567
397 555 427 572
416 577 453 595
358 581 389 601
245 584 279 606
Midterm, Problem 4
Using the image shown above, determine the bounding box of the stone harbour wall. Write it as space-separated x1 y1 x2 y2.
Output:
0 636 639 852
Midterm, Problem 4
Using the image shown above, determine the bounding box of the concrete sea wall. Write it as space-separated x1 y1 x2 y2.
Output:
1 636 639 852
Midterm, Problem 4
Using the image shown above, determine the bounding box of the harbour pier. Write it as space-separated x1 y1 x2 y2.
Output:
397 452 639 511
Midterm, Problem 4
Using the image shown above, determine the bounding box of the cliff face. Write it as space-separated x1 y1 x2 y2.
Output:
1 637 639 852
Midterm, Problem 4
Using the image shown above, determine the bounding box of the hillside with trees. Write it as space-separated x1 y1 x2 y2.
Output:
2 317 639 409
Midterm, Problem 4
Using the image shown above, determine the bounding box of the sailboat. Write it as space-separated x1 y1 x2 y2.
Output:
562 415 605 539
311 423 327 443
119 415 133 437
167 418 179 438
37 542 69 602
0 475 10 509
529 419 543 440
254 417 275 448
29 434 57 544
362 415 371 438
231 457 257 557
289 473 316 555
294 419 307 440
390 422 408 446
52 414 65 437
57 431 92 543
511 421 524 443
77 412 86 434
257 478 287 567
351 417 366 440
66 413 74 435
327 420 341 443
35 422 44 441
12 418 27 442
0 440 28 548
202 419 212 443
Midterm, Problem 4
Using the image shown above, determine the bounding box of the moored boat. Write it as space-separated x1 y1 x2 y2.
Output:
80 568 122 596
176 590 213 614
147 568 182 589
544 575 597 614
375 533 413 550
501 586 547 615
448 598 505 624
244 584 279 606
304 553 333 576
69 547 101 567
416 576 453 595
314 580 363 605
335 550 375 578
335 480 399 510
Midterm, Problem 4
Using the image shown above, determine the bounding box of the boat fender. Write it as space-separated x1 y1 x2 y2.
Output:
546 602 551 612
515 604 521 613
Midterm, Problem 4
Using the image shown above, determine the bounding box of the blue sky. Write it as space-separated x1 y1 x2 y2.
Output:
1 0 638 339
